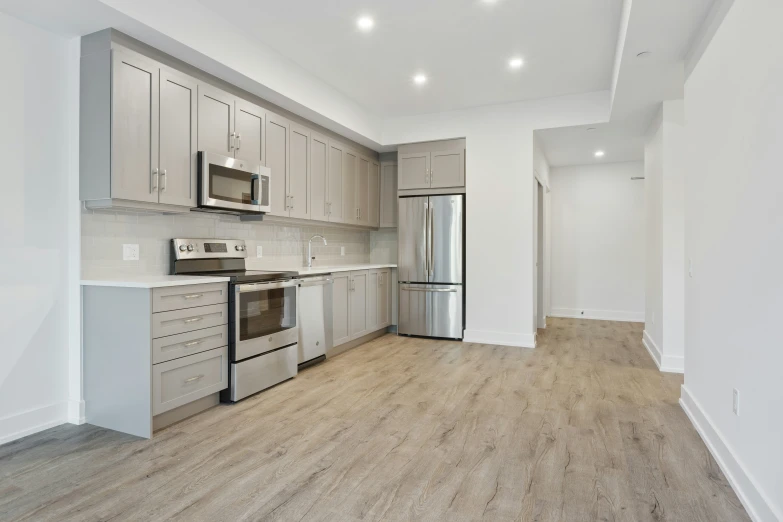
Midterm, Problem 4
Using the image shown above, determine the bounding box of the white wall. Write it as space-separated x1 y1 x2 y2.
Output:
644 111 664 350
0 13 77 444
533 136 551 328
549 162 645 322
681 0 783 520
383 91 610 347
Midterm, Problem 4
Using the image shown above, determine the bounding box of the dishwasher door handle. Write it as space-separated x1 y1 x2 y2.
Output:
299 277 334 288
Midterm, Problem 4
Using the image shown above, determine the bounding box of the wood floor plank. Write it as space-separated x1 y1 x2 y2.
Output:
0 319 751 522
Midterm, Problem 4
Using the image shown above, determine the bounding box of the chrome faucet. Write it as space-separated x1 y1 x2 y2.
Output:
307 235 327 268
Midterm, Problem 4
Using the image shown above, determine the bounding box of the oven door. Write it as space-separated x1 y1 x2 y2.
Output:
199 151 270 213
233 280 298 361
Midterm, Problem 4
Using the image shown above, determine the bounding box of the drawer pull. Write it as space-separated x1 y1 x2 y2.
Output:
183 294 204 299
183 340 202 348
184 317 203 324
183 374 205 384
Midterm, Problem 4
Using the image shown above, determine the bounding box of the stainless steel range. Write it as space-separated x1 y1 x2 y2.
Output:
172 238 299 402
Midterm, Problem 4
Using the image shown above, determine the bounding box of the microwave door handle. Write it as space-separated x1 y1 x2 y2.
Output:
251 173 260 205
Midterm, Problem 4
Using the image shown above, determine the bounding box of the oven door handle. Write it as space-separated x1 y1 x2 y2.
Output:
237 280 300 293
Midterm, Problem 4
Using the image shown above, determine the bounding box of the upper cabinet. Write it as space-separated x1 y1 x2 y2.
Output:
234 99 265 165
380 162 398 228
80 45 196 212
288 123 310 220
310 132 329 222
369 161 380 228
398 139 465 193
266 112 290 217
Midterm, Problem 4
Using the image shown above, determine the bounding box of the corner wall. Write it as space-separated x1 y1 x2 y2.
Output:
0 13 77 444
682 0 783 519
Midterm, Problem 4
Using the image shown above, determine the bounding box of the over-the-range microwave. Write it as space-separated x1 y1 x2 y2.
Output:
196 151 270 215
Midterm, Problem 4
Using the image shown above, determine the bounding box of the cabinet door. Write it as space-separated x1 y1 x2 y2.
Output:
197 84 234 156
369 161 380 228
356 156 370 226
380 163 398 228
234 99 265 165
349 270 369 339
379 269 391 327
266 112 290 216
430 149 465 189
342 149 358 223
367 270 379 331
111 49 159 203
288 123 310 220
328 141 345 223
332 273 351 347
398 152 430 190
310 132 329 222
158 68 197 207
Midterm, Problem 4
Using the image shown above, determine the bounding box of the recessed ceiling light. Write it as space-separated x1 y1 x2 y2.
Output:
413 74 428 85
636 51 652 58
509 57 524 70
595 150 605 158
356 16 374 32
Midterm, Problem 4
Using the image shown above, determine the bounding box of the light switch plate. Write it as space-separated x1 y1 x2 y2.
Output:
256 246 263 258
341 246 345 256
123 244 139 261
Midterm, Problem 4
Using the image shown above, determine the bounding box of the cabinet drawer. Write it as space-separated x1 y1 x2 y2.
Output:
152 283 227 313
152 346 228 415
152 325 228 364
152 303 227 339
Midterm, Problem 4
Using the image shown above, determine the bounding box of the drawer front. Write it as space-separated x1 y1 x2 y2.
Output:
230 344 297 402
152 283 228 313
152 303 227 339
152 325 228 364
153 346 228 415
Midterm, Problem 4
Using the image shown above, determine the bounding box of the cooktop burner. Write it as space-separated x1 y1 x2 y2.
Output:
170 238 299 284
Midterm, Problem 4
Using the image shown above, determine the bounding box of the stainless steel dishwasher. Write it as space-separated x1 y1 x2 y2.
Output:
297 275 333 368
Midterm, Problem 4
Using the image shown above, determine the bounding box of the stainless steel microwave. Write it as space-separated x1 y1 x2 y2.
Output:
197 151 270 214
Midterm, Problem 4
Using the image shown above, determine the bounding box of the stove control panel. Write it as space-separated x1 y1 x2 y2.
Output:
171 238 248 260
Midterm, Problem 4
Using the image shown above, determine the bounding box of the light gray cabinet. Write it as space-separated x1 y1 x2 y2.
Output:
332 272 351 346
197 84 234 157
288 123 310 220
328 141 346 223
266 112 290 217
398 139 466 192
378 269 392 328
349 270 369 339
343 149 358 223
357 156 370 226
380 162 398 228
80 45 197 212
234 99 265 165
367 270 379 332
310 132 330 222
369 161 380 228
83 282 229 438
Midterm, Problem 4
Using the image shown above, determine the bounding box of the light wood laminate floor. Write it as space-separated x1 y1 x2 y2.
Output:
0 318 749 521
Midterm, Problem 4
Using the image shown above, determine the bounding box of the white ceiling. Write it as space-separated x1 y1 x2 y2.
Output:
537 123 644 167
197 0 623 118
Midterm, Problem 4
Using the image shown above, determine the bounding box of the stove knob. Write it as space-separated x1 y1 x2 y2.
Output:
178 245 187 252
187 244 194 252
241 245 246 251
235 245 241 251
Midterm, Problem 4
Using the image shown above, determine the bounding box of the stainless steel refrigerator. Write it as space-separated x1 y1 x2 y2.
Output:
398 195 464 339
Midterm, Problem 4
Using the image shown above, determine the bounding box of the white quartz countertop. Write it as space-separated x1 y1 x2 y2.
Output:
80 275 231 288
264 264 397 276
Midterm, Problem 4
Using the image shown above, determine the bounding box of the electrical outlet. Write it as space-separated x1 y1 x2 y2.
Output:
340 246 345 256
688 258 694 278
122 244 139 261
733 389 739 415
256 246 263 258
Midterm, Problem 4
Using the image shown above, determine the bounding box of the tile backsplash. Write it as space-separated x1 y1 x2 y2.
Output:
81 208 397 277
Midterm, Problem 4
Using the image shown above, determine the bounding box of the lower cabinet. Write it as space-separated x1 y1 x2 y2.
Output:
83 282 229 438
331 269 393 351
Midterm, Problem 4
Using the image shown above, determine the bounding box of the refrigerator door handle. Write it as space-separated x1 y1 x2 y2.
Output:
429 205 434 277
424 201 429 275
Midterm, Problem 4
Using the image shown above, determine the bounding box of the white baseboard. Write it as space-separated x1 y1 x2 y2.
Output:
551 308 644 323
680 385 781 522
463 329 535 348
642 330 684 373
68 399 86 425
0 402 68 446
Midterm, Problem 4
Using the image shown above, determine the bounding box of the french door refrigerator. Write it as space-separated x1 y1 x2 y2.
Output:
398 195 464 339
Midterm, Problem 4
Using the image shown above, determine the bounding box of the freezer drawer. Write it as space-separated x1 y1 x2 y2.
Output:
398 283 463 339
228 344 297 402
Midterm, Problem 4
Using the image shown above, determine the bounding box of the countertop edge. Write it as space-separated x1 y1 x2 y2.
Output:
80 276 232 289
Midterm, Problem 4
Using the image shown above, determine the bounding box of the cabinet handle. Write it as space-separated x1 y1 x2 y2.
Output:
290 195 294 210
160 169 167 192
184 317 203 324
151 168 159 193
183 340 202 348
236 133 241 151
183 294 203 300
229 132 236 151
184 374 205 384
